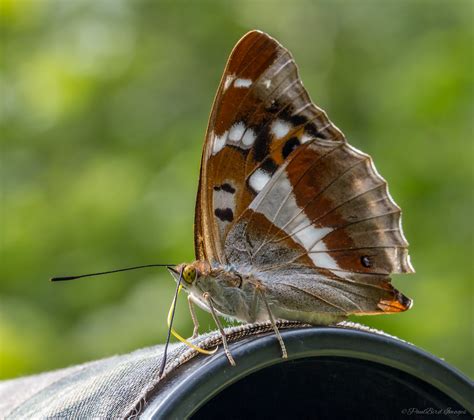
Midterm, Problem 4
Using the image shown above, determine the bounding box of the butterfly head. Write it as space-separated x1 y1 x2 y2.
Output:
168 261 211 287
168 264 196 286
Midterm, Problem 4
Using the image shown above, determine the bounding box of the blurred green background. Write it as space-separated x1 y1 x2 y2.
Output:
1 0 472 380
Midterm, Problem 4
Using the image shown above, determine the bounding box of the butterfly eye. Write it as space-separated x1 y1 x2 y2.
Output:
183 265 197 284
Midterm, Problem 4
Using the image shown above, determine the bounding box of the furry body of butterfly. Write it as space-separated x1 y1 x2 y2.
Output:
169 30 414 361
171 261 344 325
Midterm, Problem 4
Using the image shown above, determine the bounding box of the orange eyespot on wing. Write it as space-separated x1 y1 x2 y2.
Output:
378 291 413 313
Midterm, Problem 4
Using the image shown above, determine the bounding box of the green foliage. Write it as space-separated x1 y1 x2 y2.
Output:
1 0 472 379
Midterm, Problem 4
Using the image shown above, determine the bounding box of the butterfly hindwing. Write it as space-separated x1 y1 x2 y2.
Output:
224 138 413 314
245 140 413 275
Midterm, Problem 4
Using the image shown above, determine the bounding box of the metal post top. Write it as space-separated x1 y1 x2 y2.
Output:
1 322 472 419
142 324 473 419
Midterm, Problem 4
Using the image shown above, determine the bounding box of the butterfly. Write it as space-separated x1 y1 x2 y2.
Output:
52 29 414 370
167 30 414 365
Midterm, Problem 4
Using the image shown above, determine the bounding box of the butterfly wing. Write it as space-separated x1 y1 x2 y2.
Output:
196 30 413 316
195 30 343 263
225 139 414 315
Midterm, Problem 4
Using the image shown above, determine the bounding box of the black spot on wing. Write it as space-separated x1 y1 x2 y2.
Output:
215 208 234 222
221 183 236 193
214 183 236 194
282 137 300 159
305 123 319 137
253 123 271 162
289 113 307 126
260 158 278 174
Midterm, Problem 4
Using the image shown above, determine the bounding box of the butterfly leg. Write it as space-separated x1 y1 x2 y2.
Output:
187 295 200 339
203 292 236 366
255 284 288 359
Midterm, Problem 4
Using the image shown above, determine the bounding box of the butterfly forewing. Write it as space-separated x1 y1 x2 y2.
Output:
195 30 344 263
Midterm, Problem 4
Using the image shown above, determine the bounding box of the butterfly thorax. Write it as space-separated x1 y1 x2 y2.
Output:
173 260 267 322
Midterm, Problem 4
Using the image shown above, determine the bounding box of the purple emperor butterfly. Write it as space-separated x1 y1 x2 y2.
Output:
167 30 414 363
53 30 414 371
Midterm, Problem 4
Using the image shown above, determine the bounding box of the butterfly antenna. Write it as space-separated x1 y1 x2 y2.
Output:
158 266 183 378
50 264 176 282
